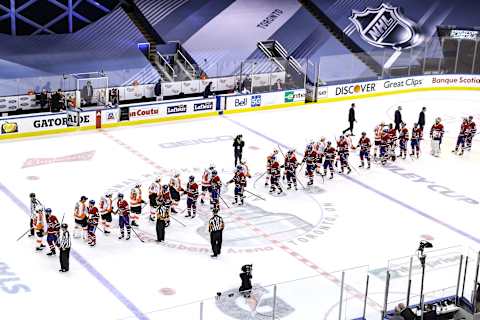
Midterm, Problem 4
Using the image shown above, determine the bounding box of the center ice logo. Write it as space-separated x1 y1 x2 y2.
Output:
350 3 419 50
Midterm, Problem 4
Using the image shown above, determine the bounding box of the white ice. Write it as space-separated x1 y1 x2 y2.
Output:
1 90 479 320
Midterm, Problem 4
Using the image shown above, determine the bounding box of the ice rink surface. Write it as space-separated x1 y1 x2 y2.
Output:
1 90 479 319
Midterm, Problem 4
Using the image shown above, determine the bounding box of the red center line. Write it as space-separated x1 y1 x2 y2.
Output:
100 129 383 311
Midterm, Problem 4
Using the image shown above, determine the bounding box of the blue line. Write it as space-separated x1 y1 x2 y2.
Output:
223 115 480 244
0 181 149 320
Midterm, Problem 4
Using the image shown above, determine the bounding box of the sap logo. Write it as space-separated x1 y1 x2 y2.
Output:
317 88 328 98
251 95 262 107
234 98 248 107
166 105 187 114
0 262 30 294
194 102 213 111
335 83 376 96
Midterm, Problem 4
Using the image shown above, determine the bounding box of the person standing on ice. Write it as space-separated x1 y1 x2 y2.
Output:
29 193 42 237
342 103 356 135
208 207 224 258
233 134 245 167
58 223 71 273
430 117 444 157
394 106 403 133
418 107 426 131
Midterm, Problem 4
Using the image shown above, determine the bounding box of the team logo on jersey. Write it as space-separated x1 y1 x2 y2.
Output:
250 95 262 107
350 3 419 50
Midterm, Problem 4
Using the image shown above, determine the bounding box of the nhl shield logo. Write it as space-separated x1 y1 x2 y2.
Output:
350 3 418 50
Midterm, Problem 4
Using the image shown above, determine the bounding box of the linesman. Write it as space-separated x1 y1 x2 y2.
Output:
208 208 224 258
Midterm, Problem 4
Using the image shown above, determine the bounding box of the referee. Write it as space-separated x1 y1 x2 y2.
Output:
208 208 224 258
156 206 169 242
58 223 71 273
233 135 245 166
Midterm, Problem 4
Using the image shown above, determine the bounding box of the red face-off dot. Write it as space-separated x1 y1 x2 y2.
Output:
158 288 176 295
420 234 434 241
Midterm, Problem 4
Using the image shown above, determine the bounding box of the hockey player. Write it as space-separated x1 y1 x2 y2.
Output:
337 135 352 174
159 185 173 226
169 173 183 214
33 206 46 251
410 123 422 158
184 176 199 218
99 193 113 234
87 200 99 247
269 157 283 194
387 123 398 161
200 165 214 205
210 170 222 211
129 184 142 227
452 118 469 155
45 208 59 255
73 196 88 239
373 122 385 160
398 123 409 159
466 116 477 151
116 193 131 240
265 150 279 187
314 137 327 166
29 193 42 237
239 160 252 179
148 177 161 221
323 142 336 179
357 132 371 169
430 117 444 157
228 165 247 205
284 149 298 190
302 144 318 185
379 129 391 165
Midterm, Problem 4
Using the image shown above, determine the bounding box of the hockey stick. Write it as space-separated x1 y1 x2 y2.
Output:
244 189 266 201
170 215 186 227
253 172 266 188
219 195 230 209
60 213 66 224
129 226 145 243
16 228 32 241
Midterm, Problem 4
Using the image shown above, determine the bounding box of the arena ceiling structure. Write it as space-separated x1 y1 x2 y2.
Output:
0 0 120 35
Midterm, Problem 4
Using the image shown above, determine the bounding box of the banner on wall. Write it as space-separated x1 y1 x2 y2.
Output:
0 111 96 135
127 97 217 121
224 89 305 110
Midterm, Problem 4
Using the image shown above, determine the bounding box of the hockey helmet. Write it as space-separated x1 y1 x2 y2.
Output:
469 115 474 120
436 117 441 123
327 141 332 145
189 175 195 182
29 192 36 198
155 176 161 182
105 192 112 198
211 169 218 176
273 149 279 154
45 208 52 213
173 173 180 178
61 223 68 230
135 183 141 188
36 206 43 212
80 195 88 201
89 200 95 205
117 193 124 199
162 185 169 191
209 163 215 170
236 165 243 171
361 132 366 136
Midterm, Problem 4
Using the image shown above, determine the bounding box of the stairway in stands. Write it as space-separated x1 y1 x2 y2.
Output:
121 0 169 79
297 0 384 77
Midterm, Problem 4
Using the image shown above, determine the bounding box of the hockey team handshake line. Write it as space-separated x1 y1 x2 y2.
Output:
257 115 476 190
